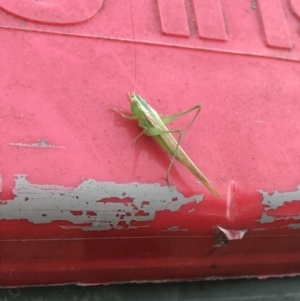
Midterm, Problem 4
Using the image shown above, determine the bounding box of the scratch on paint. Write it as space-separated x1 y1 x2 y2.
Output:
9 139 66 149
164 226 189 232
0 175 203 231
258 186 300 227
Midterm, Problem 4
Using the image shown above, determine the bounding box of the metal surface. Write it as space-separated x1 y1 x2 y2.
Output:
0 0 300 286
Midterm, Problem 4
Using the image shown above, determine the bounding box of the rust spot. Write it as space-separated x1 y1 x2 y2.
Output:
25 197 29 202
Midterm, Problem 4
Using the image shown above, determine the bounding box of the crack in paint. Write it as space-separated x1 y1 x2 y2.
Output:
9 139 66 149
259 186 300 227
0 175 203 231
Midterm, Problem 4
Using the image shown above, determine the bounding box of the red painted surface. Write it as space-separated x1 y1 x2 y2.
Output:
1 0 300 287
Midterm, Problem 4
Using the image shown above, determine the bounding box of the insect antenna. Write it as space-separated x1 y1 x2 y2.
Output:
129 0 137 92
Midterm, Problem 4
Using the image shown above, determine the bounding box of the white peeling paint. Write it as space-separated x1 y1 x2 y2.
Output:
260 186 300 210
0 175 203 231
259 186 300 227
289 223 300 229
259 213 276 224
9 139 65 148
217 226 247 240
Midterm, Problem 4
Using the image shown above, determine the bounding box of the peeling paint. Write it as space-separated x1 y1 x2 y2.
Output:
0 175 203 231
259 187 300 227
289 224 300 229
217 226 247 240
259 213 276 224
9 139 65 148
260 187 300 210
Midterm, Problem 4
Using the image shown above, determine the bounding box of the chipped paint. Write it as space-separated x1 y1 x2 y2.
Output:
208 227 229 255
0 175 203 231
259 213 276 224
208 226 247 255
259 186 300 228
9 139 65 148
0 174 2 193
289 224 300 229
260 187 300 209
217 226 247 240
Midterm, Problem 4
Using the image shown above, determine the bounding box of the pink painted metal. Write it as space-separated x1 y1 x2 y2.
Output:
0 0 300 287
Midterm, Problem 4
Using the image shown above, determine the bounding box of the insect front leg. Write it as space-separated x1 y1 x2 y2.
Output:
110 109 138 120
111 109 144 144
132 130 145 144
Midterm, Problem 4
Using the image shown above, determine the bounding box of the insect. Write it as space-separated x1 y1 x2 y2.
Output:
110 1 220 198
111 93 220 198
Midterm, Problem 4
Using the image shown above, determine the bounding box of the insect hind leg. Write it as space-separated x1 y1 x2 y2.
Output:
165 129 183 186
165 105 201 185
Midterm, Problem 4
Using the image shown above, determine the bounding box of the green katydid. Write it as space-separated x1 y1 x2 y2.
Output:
111 93 221 198
111 0 220 198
